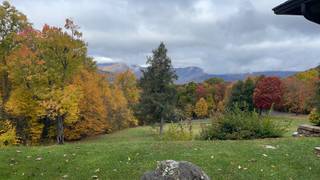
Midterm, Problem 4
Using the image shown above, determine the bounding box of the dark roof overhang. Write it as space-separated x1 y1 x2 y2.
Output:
273 0 320 24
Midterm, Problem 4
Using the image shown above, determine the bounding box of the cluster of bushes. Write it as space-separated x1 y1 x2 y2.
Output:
199 107 287 140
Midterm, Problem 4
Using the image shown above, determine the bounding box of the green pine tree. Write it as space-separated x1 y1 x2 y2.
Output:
138 42 177 136
243 78 255 111
228 78 255 111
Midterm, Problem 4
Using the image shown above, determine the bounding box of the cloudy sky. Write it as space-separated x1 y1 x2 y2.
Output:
8 0 320 74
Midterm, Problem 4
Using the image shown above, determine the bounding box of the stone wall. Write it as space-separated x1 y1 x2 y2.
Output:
297 125 320 137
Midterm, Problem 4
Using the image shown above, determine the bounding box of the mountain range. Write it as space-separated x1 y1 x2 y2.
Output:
97 63 299 84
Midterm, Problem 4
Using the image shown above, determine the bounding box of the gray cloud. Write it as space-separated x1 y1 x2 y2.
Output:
8 0 320 73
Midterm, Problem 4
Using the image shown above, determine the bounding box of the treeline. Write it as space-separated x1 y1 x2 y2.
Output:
175 71 318 119
0 2 138 145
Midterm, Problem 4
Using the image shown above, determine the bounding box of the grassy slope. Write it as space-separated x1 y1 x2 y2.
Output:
1 116 320 180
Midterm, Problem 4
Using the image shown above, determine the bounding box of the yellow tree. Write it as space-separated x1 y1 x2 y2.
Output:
38 22 88 144
6 40 83 144
195 98 208 119
115 70 140 106
5 38 47 144
104 83 138 131
39 85 82 144
64 70 109 140
5 20 88 144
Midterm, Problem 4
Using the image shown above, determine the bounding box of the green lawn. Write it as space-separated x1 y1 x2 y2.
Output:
1 116 320 180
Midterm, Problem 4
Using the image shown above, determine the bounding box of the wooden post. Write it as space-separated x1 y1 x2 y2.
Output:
159 117 164 136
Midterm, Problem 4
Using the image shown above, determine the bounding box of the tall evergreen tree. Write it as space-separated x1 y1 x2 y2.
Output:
228 80 244 109
243 78 255 111
228 78 255 111
138 42 177 136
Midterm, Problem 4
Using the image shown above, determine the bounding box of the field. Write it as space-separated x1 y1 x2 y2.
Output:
1 115 320 180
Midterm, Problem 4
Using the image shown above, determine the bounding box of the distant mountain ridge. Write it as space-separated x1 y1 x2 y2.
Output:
97 63 299 84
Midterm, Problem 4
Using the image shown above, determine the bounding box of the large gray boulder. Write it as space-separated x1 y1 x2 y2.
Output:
141 160 210 180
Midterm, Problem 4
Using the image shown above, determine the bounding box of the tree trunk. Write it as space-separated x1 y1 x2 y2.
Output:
159 117 164 136
1 70 10 105
56 116 64 144
188 118 192 133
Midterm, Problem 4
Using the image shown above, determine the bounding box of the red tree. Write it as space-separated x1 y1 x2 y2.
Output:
253 77 283 112
196 84 207 98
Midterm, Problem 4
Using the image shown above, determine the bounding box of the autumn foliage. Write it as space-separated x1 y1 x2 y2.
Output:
2 1 320 147
281 77 316 114
253 77 283 111
0 2 139 145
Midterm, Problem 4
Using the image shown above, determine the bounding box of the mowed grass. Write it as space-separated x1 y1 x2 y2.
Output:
1 116 320 180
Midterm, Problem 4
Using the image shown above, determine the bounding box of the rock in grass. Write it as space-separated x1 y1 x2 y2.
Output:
62 174 68 178
141 160 210 180
35 157 42 161
292 131 299 137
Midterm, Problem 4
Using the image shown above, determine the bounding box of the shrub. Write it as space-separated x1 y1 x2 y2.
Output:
0 121 18 147
309 108 320 126
162 123 193 141
199 107 287 140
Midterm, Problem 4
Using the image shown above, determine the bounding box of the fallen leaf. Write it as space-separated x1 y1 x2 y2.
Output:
62 174 68 178
248 159 257 163
35 157 42 161
264 145 277 149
